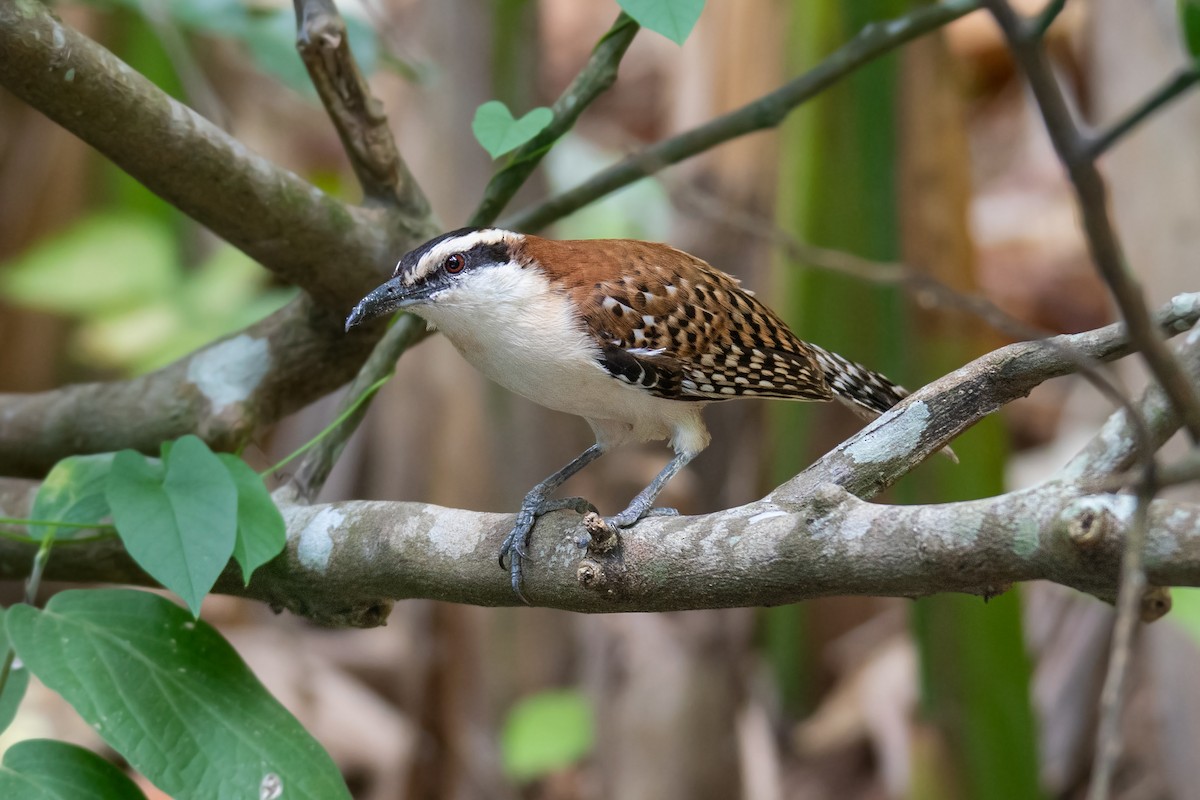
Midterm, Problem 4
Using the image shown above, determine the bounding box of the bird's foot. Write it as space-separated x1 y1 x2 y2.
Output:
499 495 597 602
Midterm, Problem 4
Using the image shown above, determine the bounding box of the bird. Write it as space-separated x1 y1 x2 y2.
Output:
346 227 918 599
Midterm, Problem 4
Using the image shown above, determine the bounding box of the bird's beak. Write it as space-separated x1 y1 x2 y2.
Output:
345 277 433 331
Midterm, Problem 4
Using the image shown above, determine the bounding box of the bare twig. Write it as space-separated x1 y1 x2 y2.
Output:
1089 477 1154 800
503 0 981 233
468 12 641 227
1068 321 1200 481
984 0 1200 443
293 0 432 216
1032 0 1068 38
1087 65 1200 160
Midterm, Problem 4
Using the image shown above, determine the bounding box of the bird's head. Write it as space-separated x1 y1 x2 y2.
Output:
345 227 527 331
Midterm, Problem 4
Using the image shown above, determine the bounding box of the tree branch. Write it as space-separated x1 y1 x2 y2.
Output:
503 0 980 233
0 458 1195 624
0 0 429 310
0 0 442 476
293 0 431 215
0 296 394 478
1 294 1196 624
1087 64 1200 160
983 0 1200 443
788 294 1200 499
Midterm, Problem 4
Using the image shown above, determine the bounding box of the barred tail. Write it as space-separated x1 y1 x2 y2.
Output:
810 345 908 421
813 345 958 462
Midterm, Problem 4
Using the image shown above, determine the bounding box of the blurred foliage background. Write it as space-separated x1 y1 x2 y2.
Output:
2 0 1200 798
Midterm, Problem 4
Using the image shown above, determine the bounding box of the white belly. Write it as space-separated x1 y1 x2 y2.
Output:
414 266 709 454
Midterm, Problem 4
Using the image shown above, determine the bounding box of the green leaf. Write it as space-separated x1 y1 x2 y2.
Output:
6 590 349 800
0 739 146 800
216 454 287 584
0 611 30 736
472 101 554 159
0 214 177 316
30 454 115 540
1180 0 1200 59
105 436 238 615
501 690 594 781
1167 587 1200 647
617 0 704 45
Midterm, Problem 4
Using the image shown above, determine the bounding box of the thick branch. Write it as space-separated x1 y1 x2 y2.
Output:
0 473 1195 623
0 0 422 309
504 0 980 233
1 295 1197 623
0 296 396 478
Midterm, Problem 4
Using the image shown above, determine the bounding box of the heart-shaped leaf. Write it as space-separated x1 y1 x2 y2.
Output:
6 590 350 799
105 436 238 615
472 101 554 159
217 454 287 584
0 739 146 800
618 0 704 45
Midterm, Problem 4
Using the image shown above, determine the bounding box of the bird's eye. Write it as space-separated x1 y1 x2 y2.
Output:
444 253 466 274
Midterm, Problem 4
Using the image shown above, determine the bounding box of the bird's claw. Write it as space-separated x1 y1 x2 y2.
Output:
499 496 597 602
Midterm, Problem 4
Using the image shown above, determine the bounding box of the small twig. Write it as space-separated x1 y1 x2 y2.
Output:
287 314 428 501
503 0 981 233
468 12 641 227
1088 474 1155 800
293 0 431 216
1087 65 1200 160
139 0 230 130
984 0 1200 444
1096 452 1200 493
1031 0 1068 38
1068 322 1200 481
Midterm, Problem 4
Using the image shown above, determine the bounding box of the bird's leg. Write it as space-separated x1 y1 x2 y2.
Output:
604 450 696 529
500 443 605 599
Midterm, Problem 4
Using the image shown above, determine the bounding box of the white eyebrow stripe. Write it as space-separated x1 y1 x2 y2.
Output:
403 229 525 285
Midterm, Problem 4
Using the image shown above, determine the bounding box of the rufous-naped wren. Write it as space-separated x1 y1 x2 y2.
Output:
346 228 913 598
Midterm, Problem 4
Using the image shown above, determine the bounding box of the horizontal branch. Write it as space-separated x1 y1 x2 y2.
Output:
1 295 1196 623
0 296 394 478
0 472 1195 622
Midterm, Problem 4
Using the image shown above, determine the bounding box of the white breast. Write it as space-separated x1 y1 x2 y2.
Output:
414 262 709 455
